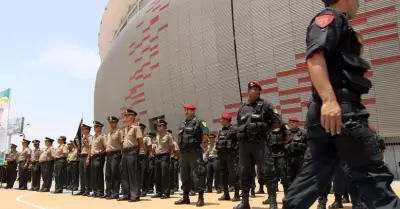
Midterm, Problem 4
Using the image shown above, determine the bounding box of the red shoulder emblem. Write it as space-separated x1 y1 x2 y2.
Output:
315 13 335 28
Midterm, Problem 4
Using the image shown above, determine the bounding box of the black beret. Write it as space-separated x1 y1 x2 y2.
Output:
157 119 167 126
93 121 104 127
125 109 138 116
107 116 119 122
45 137 54 143
82 124 92 129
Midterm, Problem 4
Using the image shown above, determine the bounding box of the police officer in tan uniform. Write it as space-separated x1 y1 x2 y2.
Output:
152 119 174 199
89 121 107 197
75 124 93 196
67 141 79 191
39 137 54 192
104 116 123 199
139 123 152 197
18 139 31 190
53 136 68 193
205 133 221 193
66 142 73 189
119 109 143 202
168 130 180 193
5 144 19 189
30 140 43 191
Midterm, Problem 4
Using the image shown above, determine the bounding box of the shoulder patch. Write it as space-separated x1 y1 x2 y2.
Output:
315 13 335 28
273 108 279 114
202 121 207 128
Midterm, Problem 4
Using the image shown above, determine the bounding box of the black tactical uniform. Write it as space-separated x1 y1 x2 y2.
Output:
216 122 240 202
285 127 307 182
175 104 209 207
235 81 280 209
282 6 400 209
263 123 292 205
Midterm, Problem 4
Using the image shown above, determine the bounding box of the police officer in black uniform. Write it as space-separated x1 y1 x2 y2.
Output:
284 117 307 182
174 103 209 207
235 81 280 209
282 0 400 208
216 113 240 202
263 123 292 205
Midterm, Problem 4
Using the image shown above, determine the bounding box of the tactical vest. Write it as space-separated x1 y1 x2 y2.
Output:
269 128 284 147
237 99 267 141
216 126 236 150
178 118 202 150
287 129 307 157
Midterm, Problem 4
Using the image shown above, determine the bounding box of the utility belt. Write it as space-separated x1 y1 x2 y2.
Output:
155 153 170 158
31 161 39 164
18 160 26 163
7 161 17 164
208 157 218 161
106 150 121 155
68 161 79 163
122 146 138 152
91 153 104 158
55 157 67 161
79 153 88 158
139 154 148 158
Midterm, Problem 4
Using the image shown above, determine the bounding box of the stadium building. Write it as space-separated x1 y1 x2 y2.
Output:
96 0 400 175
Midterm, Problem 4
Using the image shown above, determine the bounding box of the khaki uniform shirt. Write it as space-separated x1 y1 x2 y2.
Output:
173 141 180 151
155 132 173 155
149 136 156 158
6 150 19 162
90 134 107 155
54 144 68 159
140 136 153 155
39 147 54 163
206 143 218 159
81 135 93 154
123 124 143 148
31 148 43 162
106 129 123 152
68 148 78 161
18 147 32 162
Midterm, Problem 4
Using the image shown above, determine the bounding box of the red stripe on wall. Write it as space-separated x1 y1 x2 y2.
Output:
130 83 144 95
142 35 150 42
213 119 220 124
150 50 159 57
224 102 241 110
129 75 135 81
120 106 127 111
259 78 277 85
361 98 376 105
349 17 367 26
142 46 150 54
142 62 151 68
134 42 143 50
281 107 302 114
136 22 143 28
364 33 398 45
298 76 310 83
279 86 312 96
150 63 159 70
143 73 152 80
301 101 309 107
277 62 308 77
132 98 145 107
280 98 301 105
150 36 158 42
150 15 159 25
371 55 400 65
131 92 145 100
136 74 143 79
143 26 150 34
359 22 397 35
139 110 148 115
152 4 161 12
129 42 135 48
135 57 142 63
158 24 168 32
350 6 395 25
364 71 373 78
160 4 169 12
295 52 306 59
150 44 158 52
128 50 135 56
261 87 279 95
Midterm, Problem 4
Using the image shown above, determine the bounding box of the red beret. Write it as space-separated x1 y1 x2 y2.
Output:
369 124 376 132
221 113 232 120
183 104 196 110
288 117 299 122
248 81 261 90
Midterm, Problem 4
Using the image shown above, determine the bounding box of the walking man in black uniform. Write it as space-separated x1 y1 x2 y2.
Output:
74 124 93 196
18 139 31 190
89 121 107 197
104 116 123 199
5 144 19 189
53 136 68 194
39 137 54 192
282 0 400 208
174 103 209 207
119 109 143 202
263 123 292 205
284 117 307 182
152 119 174 199
30 140 42 191
235 81 280 209
216 113 240 202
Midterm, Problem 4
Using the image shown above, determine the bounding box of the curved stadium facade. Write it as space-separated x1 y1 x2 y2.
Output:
95 0 400 173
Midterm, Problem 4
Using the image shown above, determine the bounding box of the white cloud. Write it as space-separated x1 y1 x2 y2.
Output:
26 42 101 79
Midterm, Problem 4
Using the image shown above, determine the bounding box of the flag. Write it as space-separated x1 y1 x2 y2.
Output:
74 118 83 149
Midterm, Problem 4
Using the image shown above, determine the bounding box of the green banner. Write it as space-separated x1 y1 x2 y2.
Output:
0 88 10 166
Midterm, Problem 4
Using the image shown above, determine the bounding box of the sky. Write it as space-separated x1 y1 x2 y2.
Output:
0 0 109 149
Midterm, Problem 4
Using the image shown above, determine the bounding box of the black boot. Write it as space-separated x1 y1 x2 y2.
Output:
329 201 343 209
233 192 250 209
218 192 231 201
232 189 241 202
196 192 204 207
175 192 190 205
250 188 256 198
262 196 270 205
256 184 264 194
317 195 328 209
266 184 278 209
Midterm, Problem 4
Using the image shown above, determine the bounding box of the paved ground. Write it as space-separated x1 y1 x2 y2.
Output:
1 182 400 209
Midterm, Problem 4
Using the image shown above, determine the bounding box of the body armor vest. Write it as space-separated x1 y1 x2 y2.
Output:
269 128 284 147
286 129 307 157
216 126 237 150
178 118 202 150
237 99 268 141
